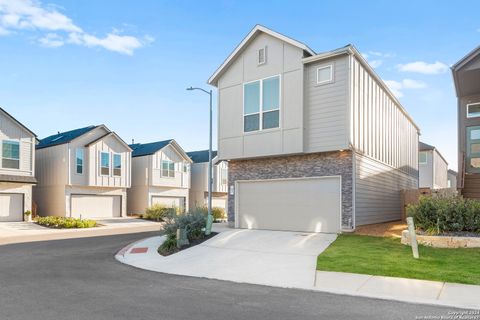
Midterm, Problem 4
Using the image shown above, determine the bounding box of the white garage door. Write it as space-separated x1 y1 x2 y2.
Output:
152 196 185 212
71 195 121 219
236 177 341 233
0 193 23 222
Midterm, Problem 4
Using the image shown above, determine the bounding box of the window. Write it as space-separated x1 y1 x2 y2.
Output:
113 154 121 176
2 140 19 169
161 160 175 178
220 167 228 185
100 152 110 175
419 152 427 164
258 47 266 65
183 163 189 173
467 127 480 172
467 103 480 118
76 149 84 174
316 65 333 85
243 76 280 132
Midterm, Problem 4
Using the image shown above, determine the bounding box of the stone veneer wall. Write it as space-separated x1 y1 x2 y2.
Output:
227 151 353 228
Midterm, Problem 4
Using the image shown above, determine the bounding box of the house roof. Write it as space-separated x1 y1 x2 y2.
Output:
451 45 480 97
208 24 315 85
36 125 97 150
0 174 37 184
448 169 458 176
187 150 218 163
130 139 193 162
419 141 448 165
0 107 37 138
85 131 133 151
452 45 480 71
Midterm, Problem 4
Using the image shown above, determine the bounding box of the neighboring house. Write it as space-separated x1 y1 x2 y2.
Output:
0 107 37 222
208 25 419 233
418 142 448 189
187 150 228 212
34 125 132 218
128 140 192 214
452 46 480 199
447 169 458 189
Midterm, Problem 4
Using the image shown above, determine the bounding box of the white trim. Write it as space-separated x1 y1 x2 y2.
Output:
242 74 281 133
316 64 334 85
112 153 122 177
75 148 84 175
466 102 480 118
234 175 343 233
1 139 20 170
100 151 110 177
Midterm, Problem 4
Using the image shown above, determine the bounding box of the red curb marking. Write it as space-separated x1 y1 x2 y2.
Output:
130 247 148 254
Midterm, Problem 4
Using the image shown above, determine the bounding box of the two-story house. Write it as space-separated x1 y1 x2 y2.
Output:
452 46 480 199
0 107 37 222
128 140 192 214
187 150 228 212
34 125 132 218
418 142 448 189
208 25 419 233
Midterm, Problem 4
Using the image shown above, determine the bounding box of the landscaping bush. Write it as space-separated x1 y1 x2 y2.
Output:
193 206 226 222
35 216 97 229
407 195 480 234
163 211 207 241
143 204 174 222
158 233 178 256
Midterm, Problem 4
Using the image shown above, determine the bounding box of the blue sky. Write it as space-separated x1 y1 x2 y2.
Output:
1 0 479 169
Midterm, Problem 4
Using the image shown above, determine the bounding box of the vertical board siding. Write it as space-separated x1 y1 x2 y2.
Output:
355 153 418 225
351 57 418 178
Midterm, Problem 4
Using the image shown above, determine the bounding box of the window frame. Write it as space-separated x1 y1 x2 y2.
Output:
75 148 84 175
2 140 20 170
258 46 267 65
467 102 480 119
316 64 334 85
419 151 427 165
242 74 281 133
100 152 110 176
467 126 480 173
161 159 175 178
113 153 122 177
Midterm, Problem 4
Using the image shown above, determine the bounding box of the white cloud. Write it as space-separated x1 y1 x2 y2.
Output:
385 79 427 98
369 60 383 68
396 61 449 74
38 32 63 47
0 0 151 55
361 50 395 69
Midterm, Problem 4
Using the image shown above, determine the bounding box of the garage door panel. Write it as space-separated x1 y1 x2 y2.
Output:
0 193 23 222
237 178 341 233
71 195 121 219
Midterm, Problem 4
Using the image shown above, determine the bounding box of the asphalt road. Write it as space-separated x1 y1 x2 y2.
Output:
0 232 466 320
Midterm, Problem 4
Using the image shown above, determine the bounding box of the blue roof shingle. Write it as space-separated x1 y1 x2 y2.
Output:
36 125 97 150
130 140 173 157
186 150 217 163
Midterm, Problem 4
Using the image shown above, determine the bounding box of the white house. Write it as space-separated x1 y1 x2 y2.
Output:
128 140 192 214
0 107 37 222
34 125 132 218
418 141 449 189
187 150 228 212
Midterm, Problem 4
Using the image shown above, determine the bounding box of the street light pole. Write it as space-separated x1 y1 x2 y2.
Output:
187 86 214 235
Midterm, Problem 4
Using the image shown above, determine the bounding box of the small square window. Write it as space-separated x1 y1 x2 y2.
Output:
317 65 333 85
258 47 266 65
467 103 480 118
419 152 427 164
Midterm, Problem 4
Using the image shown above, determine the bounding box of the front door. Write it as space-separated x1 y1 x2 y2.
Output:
467 126 480 173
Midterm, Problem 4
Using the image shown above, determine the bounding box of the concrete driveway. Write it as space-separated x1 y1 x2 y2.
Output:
117 229 337 288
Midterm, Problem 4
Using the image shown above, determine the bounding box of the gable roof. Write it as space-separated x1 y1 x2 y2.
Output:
451 45 480 97
419 141 435 151
130 139 192 162
187 150 218 163
37 125 97 150
0 107 37 138
208 24 315 86
85 131 133 151
452 45 480 72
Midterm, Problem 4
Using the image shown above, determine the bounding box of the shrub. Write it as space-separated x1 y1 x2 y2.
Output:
163 211 206 241
24 210 32 216
407 195 480 234
193 206 226 222
143 204 173 222
158 233 178 256
35 216 97 229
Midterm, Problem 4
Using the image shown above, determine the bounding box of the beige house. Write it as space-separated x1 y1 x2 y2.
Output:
34 125 132 218
187 150 228 212
208 25 419 233
418 142 448 189
0 107 37 222
128 140 192 214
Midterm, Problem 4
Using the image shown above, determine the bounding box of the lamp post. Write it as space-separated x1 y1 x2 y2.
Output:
186 86 213 235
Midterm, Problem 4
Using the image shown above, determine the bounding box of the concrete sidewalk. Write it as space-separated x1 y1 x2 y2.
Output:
116 228 480 310
0 218 163 245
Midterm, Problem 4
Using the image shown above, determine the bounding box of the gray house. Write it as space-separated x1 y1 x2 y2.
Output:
418 142 448 189
0 107 37 222
208 25 419 233
447 169 458 189
452 46 480 199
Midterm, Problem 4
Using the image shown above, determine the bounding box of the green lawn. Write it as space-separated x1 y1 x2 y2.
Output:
316 234 480 285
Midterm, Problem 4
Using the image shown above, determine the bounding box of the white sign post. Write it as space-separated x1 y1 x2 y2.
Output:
406 217 419 259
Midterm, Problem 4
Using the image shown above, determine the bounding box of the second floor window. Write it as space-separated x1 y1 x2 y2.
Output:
76 149 84 174
243 75 280 132
161 160 175 178
113 154 121 176
419 152 427 164
101 152 110 175
2 140 20 169
220 167 228 185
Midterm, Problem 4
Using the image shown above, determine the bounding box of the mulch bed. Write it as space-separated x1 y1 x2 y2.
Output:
158 232 218 256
